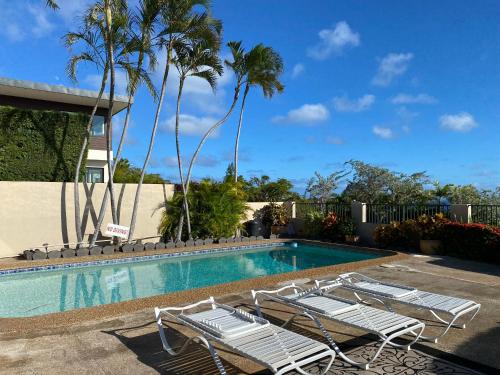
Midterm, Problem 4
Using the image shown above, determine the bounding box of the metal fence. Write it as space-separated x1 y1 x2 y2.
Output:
295 202 352 221
471 205 500 226
366 204 451 224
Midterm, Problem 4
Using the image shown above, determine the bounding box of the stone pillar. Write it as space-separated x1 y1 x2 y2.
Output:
351 201 367 225
450 204 471 223
290 201 296 219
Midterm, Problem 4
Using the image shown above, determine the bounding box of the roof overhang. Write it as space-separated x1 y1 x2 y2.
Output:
0 77 131 115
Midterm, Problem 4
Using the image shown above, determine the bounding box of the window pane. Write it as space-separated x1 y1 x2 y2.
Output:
85 167 104 183
90 116 105 136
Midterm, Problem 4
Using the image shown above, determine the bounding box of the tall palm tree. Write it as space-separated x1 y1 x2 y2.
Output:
233 45 284 183
67 0 130 246
127 0 221 241
184 41 246 194
90 0 159 247
172 39 223 241
65 21 109 246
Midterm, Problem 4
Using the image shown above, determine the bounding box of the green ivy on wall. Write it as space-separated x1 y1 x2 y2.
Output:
0 105 89 182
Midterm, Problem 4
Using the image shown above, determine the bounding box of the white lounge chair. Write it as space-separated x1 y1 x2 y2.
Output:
252 282 425 370
335 272 481 342
154 297 335 375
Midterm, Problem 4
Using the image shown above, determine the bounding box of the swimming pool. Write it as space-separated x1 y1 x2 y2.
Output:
0 242 380 317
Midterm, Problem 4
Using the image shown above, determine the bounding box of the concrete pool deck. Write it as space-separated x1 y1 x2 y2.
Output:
0 252 499 374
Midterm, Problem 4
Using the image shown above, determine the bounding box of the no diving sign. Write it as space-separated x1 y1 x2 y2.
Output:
105 223 130 239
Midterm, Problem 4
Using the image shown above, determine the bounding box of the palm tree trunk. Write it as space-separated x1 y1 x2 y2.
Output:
128 49 171 242
89 93 132 247
103 1 117 229
185 85 241 192
91 51 147 247
174 77 190 242
176 85 242 234
74 65 108 247
234 84 249 183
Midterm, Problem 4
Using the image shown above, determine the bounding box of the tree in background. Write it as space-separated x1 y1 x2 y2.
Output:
113 159 165 184
306 171 349 203
224 165 300 202
342 160 430 204
233 44 284 183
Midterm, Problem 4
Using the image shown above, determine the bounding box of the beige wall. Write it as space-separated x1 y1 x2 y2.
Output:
0 182 174 258
243 202 286 222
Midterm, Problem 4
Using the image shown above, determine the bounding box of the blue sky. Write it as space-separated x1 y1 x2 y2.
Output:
1 0 499 192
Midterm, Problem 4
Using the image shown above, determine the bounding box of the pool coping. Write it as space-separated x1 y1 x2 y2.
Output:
0 240 408 332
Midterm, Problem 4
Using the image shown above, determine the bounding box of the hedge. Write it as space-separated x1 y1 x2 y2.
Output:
0 105 89 182
439 222 500 263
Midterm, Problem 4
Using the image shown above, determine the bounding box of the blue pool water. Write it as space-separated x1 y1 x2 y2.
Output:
0 243 380 317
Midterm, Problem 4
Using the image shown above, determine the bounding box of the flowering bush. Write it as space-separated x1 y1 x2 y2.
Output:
374 214 500 263
322 213 340 239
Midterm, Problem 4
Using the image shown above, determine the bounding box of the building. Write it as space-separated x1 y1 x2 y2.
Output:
0 77 129 183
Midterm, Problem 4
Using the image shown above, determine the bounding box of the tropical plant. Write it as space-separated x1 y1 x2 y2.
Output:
128 0 220 241
46 0 59 10
158 180 247 240
259 203 288 228
91 0 159 246
172 37 223 241
64 0 127 245
303 210 324 238
183 41 246 202
233 44 284 183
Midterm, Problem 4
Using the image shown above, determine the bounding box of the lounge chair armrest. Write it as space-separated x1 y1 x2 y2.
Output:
155 296 216 318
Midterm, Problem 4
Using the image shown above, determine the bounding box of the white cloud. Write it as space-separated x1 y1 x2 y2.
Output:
439 112 478 132
326 136 344 145
372 53 413 87
307 21 360 60
291 63 305 79
28 5 55 38
4 23 25 42
161 114 219 137
0 1 55 42
57 0 94 25
272 104 329 124
373 126 394 139
391 93 437 105
333 94 375 112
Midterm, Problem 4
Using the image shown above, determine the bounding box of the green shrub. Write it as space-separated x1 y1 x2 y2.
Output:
303 210 324 238
158 180 248 240
439 222 500 263
373 221 402 248
0 106 88 181
259 203 288 227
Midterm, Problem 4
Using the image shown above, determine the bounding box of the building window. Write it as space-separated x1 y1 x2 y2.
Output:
90 116 105 136
86 167 104 183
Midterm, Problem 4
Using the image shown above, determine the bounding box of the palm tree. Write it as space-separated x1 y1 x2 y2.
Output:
65 19 109 246
127 0 221 241
233 45 284 183
183 41 246 206
45 0 58 10
172 39 223 241
67 0 130 246
89 0 159 247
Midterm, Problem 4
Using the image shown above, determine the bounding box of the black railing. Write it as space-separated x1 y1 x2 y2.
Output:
471 205 500 226
295 202 351 221
366 204 451 224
